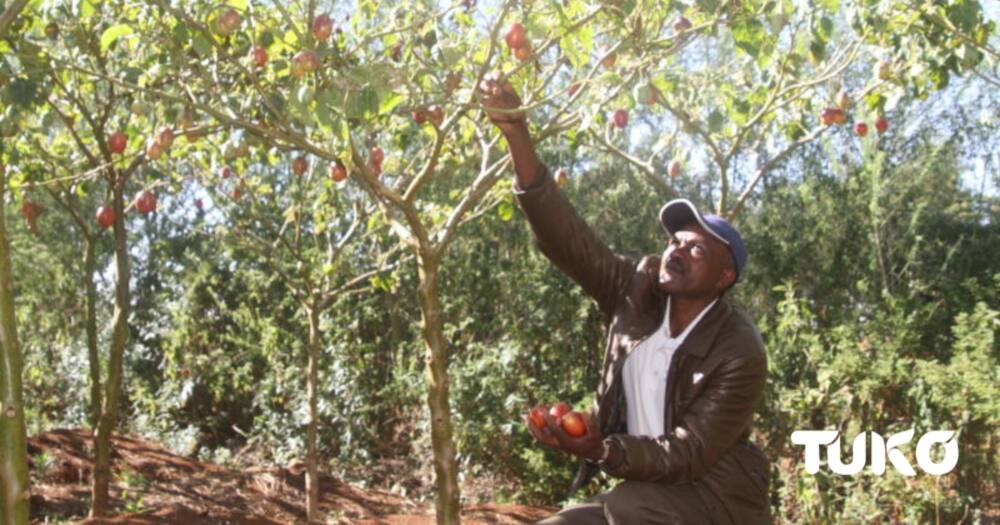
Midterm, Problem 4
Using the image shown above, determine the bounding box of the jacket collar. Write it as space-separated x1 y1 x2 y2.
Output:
663 294 730 358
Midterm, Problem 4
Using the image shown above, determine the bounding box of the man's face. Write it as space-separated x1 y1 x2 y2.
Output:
657 222 736 298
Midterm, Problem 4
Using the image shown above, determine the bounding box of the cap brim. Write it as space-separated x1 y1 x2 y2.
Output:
659 199 730 246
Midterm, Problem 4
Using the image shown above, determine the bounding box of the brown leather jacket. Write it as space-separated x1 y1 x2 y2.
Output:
514 168 771 524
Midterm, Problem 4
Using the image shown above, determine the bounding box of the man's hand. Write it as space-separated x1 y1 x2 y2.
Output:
477 71 526 132
524 405 605 461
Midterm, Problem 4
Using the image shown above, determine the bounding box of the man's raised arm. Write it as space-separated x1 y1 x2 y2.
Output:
478 72 634 320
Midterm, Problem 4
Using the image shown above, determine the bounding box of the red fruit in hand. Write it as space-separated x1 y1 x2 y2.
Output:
529 407 547 429
329 162 348 182
560 411 587 437
108 131 127 154
312 14 333 41
505 22 527 50
96 205 115 230
292 156 308 176
875 117 888 134
251 46 268 67
854 122 868 136
549 402 571 420
135 190 157 214
820 107 845 126
426 105 444 127
613 109 629 129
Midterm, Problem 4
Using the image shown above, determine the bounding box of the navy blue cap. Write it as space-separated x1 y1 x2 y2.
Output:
659 199 748 282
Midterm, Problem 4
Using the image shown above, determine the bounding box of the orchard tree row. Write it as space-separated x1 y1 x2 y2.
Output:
0 0 995 524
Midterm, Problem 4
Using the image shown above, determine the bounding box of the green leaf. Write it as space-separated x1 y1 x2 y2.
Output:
732 19 766 58
100 24 134 53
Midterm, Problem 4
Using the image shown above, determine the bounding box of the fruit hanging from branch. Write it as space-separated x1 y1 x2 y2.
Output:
613 109 629 129
426 105 444 127
673 16 692 33
155 126 174 149
214 8 241 37
601 50 617 69
412 109 427 125
108 131 128 154
312 14 333 41
292 156 309 176
329 162 348 182
291 49 320 77
835 90 852 110
251 46 268 68
555 168 569 187
875 117 888 134
21 198 43 234
514 44 532 61
134 190 157 214
96 205 115 230
219 166 234 179
668 159 682 178
145 138 164 160
45 23 60 40
854 122 868 136
505 22 527 50
820 107 846 126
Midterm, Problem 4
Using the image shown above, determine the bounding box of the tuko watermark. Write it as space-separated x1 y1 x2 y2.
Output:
790 429 959 476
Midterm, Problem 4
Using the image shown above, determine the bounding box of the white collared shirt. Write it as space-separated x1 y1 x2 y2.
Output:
623 296 718 437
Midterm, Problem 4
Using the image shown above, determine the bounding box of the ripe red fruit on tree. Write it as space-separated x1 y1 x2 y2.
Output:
560 411 587 437
505 22 527 50
673 16 692 33
108 132 127 154
232 188 243 200
613 109 629 129
549 402 571 420
329 162 348 182
854 122 868 136
96 205 115 230
45 23 59 41
220 166 233 179
426 105 444 127
445 72 461 93
601 51 617 69
514 44 532 61
568 82 582 97
312 14 333 41
195 198 204 210
875 117 888 134
291 49 320 77
251 46 268 67
412 110 427 125
135 190 157 214
371 146 385 166
155 126 174 149
835 90 852 110
214 8 241 36
21 199 43 233
820 107 845 126
529 407 547 429
668 159 682 178
292 156 308 176
555 168 569 187
145 138 164 160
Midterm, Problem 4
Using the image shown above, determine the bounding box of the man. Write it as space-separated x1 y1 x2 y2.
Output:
478 72 771 524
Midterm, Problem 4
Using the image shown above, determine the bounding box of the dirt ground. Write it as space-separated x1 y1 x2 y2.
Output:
27 429 556 524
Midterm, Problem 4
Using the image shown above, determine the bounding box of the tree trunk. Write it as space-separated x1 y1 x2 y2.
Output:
415 251 460 525
305 306 320 523
84 239 101 430
0 172 30 525
90 182 130 517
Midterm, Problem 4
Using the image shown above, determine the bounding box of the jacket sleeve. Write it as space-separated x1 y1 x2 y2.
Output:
600 324 768 483
513 166 635 321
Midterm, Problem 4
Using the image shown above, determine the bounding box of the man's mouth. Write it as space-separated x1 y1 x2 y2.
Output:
665 259 684 275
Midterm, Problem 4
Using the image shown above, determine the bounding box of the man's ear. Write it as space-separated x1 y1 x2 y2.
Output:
717 267 736 291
